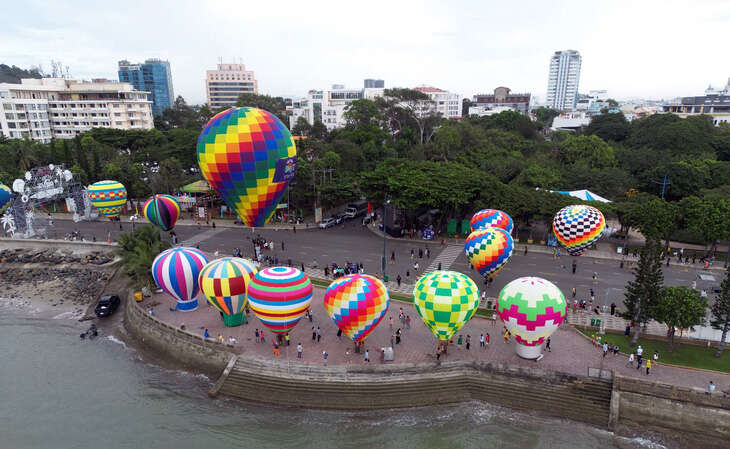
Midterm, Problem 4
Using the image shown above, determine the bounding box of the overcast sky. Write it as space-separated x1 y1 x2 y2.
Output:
2 0 729 104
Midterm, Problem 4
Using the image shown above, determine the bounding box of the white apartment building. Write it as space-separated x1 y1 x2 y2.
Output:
412 86 462 119
0 78 153 143
546 50 582 111
205 63 258 109
288 84 385 131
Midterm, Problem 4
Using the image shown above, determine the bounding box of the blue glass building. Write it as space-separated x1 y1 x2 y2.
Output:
118 59 174 116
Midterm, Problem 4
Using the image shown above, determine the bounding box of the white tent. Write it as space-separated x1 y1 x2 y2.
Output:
550 189 611 203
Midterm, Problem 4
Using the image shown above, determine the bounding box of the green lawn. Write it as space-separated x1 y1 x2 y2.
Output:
577 328 730 373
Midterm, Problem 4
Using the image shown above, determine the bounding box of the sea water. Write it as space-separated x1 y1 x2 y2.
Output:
0 306 667 449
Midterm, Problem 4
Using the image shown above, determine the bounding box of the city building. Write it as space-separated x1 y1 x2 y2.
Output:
412 86 462 119
364 79 384 88
662 78 730 125
205 63 258 109
546 50 582 111
288 83 385 131
468 105 517 117
471 87 531 115
117 58 174 116
0 78 153 143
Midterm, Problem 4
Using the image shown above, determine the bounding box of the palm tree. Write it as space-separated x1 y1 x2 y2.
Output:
118 225 170 287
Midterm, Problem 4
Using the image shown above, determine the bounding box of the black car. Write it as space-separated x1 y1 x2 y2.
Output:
95 294 121 317
335 213 348 224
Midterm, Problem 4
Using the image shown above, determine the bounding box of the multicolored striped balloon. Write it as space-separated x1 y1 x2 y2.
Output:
198 257 257 320
470 209 513 234
496 277 567 348
152 247 209 311
552 205 605 256
413 271 479 341
142 194 181 231
247 267 313 333
197 107 297 228
0 183 11 209
323 274 389 342
88 180 127 218
465 227 514 278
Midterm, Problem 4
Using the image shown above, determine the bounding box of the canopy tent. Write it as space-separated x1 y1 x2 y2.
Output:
180 180 211 193
550 189 611 203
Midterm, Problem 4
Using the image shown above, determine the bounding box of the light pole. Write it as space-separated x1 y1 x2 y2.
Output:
382 199 390 282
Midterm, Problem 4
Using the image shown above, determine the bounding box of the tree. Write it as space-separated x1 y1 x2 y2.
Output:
559 135 616 168
681 197 730 256
118 225 170 287
291 116 312 137
585 113 630 142
532 107 560 129
606 98 619 107
235 93 287 124
383 88 440 145
652 286 708 351
710 265 730 357
622 195 680 250
621 238 664 345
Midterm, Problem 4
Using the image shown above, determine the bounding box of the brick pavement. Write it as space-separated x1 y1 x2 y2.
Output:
149 286 730 391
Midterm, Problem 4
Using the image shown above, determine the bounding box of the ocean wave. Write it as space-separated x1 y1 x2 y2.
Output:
616 436 667 449
105 335 128 349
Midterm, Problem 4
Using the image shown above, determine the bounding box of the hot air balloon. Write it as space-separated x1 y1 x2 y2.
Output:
552 205 605 255
413 271 479 341
142 194 180 231
88 180 127 219
470 209 514 234
197 107 297 228
323 274 389 342
0 183 11 210
198 257 257 326
247 267 313 333
152 247 209 311
496 276 567 359
465 227 514 278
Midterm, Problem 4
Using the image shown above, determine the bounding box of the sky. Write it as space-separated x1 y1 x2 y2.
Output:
2 0 729 105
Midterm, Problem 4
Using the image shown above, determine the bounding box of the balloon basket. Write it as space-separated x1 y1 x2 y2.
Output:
176 299 198 312
515 342 542 359
222 312 246 327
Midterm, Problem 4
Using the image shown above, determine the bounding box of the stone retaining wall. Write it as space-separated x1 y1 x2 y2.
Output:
123 292 234 375
0 237 117 254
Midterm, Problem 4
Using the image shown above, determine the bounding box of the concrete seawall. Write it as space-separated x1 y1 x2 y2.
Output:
124 291 730 448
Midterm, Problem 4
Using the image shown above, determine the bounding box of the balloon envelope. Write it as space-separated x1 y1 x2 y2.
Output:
496 276 567 347
198 257 257 317
465 227 514 278
88 180 127 218
197 107 297 227
247 266 313 333
323 274 389 342
552 205 605 255
0 183 11 209
470 209 513 233
413 271 479 341
152 247 209 311
142 194 180 231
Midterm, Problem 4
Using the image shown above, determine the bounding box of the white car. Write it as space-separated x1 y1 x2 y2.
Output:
319 217 337 229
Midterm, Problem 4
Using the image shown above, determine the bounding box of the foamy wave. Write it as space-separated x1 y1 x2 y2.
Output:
617 436 667 449
105 335 128 349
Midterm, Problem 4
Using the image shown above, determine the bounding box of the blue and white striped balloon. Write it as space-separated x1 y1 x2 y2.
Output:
152 247 209 311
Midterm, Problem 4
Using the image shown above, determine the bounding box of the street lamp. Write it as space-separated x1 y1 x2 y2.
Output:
382 198 390 282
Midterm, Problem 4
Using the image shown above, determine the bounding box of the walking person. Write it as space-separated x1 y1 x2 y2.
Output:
646 359 652 375
312 326 316 342
545 337 551 352
272 341 280 357
627 353 635 367
480 334 485 348
255 328 260 343
316 326 321 343
571 287 576 299
297 343 303 358
396 275 401 287
285 332 290 346
259 330 265 343
572 260 577 274
405 316 411 329
322 350 328 366
364 349 370 363
603 342 609 357
466 335 471 351
636 345 643 367
486 333 490 345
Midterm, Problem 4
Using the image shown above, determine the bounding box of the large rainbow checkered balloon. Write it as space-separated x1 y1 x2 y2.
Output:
323 274 389 342
470 209 513 233
197 107 297 228
496 277 566 348
552 205 605 256
142 194 180 231
465 227 514 278
248 267 313 334
198 257 257 324
152 247 209 311
88 180 127 218
413 271 479 341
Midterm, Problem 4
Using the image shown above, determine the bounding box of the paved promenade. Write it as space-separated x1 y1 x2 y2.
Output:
149 286 730 392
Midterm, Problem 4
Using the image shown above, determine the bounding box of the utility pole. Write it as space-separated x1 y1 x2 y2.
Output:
382 198 390 282
650 174 671 199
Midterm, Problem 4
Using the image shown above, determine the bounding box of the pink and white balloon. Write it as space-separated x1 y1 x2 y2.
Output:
151 247 209 311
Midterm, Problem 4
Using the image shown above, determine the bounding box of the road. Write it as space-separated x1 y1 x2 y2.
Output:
43 218 716 312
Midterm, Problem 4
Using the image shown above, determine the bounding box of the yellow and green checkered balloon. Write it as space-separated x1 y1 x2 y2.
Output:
413 271 480 341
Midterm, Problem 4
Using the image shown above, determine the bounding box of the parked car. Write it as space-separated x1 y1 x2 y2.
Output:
319 217 337 229
95 294 121 317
